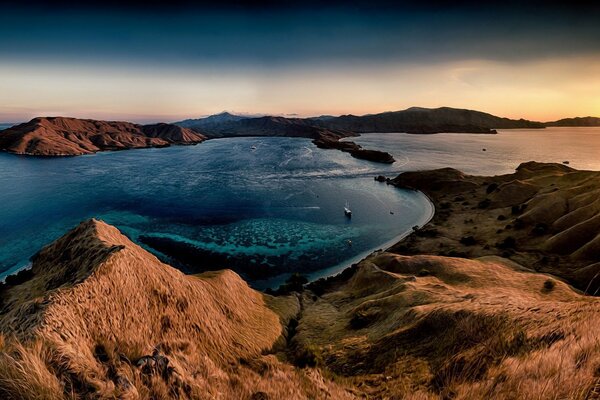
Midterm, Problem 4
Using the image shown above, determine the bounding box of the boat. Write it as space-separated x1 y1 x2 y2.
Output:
251 145 257 150
344 201 352 218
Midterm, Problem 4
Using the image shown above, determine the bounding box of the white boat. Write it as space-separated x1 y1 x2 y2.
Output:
344 201 352 218
251 145 257 150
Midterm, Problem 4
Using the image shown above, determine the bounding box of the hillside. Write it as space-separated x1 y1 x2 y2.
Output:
298 252 600 399
390 161 600 294
1 219 600 399
546 116 600 127
311 107 545 133
0 219 351 399
0 117 206 156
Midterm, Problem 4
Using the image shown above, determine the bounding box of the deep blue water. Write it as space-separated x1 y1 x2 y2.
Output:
0 137 431 289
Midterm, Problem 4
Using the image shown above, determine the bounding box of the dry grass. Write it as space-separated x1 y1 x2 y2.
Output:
295 252 600 399
0 219 353 399
2 216 600 399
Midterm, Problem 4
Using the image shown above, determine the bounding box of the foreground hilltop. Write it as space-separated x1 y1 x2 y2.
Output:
0 219 350 399
2 215 600 398
0 117 206 156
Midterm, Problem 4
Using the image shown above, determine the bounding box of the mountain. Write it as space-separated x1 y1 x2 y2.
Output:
546 116 600 127
0 117 206 156
1 216 599 399
310 106 545 133
179 115 338 139
177 107 545 138
175 111 252 130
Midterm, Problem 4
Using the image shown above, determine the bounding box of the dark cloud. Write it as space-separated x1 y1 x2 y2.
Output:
1 1 599 67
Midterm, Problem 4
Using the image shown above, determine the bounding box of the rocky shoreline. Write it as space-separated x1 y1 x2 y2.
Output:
312 131 395 163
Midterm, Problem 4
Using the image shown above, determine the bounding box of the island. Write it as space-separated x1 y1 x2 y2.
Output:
0 117 206 156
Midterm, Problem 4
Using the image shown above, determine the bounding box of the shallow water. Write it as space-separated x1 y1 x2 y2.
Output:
0 137 431 288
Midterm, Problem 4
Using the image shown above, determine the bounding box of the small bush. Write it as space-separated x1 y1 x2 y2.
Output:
460 236 477 246
478 199 491 209
486 183 499 194
513 219 526 229
531 223 548 236
440 202 451 210
543 279 556 291
498 237 516 249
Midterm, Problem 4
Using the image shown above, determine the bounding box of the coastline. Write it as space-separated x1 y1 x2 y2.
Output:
304 188 435 284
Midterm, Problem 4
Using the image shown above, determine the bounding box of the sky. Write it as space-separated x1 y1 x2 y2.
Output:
1 1 599 123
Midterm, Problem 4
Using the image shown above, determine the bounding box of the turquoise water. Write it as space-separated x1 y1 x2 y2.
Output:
0 137 431 289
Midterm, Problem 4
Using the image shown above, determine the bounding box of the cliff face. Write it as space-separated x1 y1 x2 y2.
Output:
0 117 206 156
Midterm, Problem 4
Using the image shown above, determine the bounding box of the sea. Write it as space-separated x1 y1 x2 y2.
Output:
1 127 598 289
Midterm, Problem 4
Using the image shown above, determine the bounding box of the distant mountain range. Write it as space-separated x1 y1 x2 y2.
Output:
173 106 549 137
545 116 600 127
2 107 599 158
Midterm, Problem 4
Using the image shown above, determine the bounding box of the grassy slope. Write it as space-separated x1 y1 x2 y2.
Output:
391 162 600 294
296 252 600 399
0 220 352 399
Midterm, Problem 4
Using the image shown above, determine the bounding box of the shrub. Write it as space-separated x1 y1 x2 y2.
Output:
460 236 477 246
486 183 499 194
478 199 491 209
543 279 556 291
498 237 516 249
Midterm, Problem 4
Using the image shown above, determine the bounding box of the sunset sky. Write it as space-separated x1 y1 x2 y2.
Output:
1 1 599 123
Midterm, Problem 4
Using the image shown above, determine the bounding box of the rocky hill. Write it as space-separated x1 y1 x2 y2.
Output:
0 117 206 156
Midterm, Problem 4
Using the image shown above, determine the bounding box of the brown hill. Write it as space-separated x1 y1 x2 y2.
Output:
298 252 600 399
1 218 600 399
0 220 351 399
0 117 206 156
391 161 600 294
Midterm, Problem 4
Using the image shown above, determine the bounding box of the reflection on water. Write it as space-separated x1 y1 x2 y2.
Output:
352 127 600 175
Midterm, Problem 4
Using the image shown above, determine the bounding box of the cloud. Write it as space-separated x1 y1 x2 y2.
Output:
0 4 599 67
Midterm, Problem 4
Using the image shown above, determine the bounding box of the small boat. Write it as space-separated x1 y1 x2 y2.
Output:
347 239 353 246
390 211 394 215
562 160 570 165
344 201 352 218
251 145 257 150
